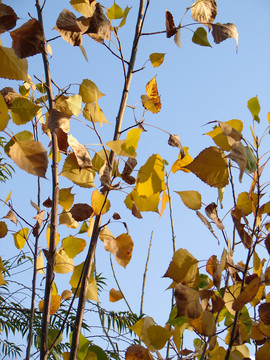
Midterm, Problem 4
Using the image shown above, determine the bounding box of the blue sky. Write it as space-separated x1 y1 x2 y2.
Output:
1 0 270 357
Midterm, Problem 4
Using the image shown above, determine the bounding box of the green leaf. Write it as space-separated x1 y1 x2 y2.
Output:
107 2 124 20
247 96 260 123
0 94 10 130
60 152 95 188
12 97 40 125
66 94 82 116
245 146 257 173
86 346 108 360
69 332 90 360
175 190 202 210
13 228 29 249
0 46 28 81
136 154 166 196
149 53 165 68
79 79 105 103
119 6 131 27
192 27 211 47
147 325 171 350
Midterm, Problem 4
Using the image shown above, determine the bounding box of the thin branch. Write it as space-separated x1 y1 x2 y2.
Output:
140 231 153 316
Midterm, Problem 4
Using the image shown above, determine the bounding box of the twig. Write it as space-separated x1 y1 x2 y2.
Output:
140 231 153 316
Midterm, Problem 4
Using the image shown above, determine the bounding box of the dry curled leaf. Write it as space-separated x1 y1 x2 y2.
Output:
218 121 242 146
68 134 92 168
3 210 17 225
0 87 21 108
196 211 219 243
205 202 224 230
231 207 252 249
10 19 44 58
228 141 247 182
175 283 202 319
0 4 18 34
48 109 70 133
141 76 161 114
125 345 154 360
57 128 69 154
99 161 111 187
86 3 110 42
191 0 217 30
168 134 185 158
212 22 239 52
165 10 177 38
232 277 261 311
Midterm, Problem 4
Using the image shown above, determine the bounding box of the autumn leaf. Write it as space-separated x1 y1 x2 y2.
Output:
232 277 261 311
228 141 247 182
104 233 133 268
3 210 17 225
85 3 110 43
107 128 142 158
13 228 29 249
46 224 60 248
39 295 61 315
0 87 21 109
10 19 44 58
125 345 154 360
91 190 111 215
59 210 79 229
119 6 131 27
175 190 202 210
191 310 216 336
61 290 72 300
168 134 184 157
236 192 258 216
68 134 92 169
0 221 8 238
141 76 161 113
109 288 123 302
62 236 86 258
205 202 224 230
107 2 124 20
165 10 176 38
191 0 217 30
184 147 229 188
48 109 70 133
125 190 159 214
231 207 252 248
70 262 98 301
12 97 40 125
149 53 165 68
175 283 202 319
0 93 10 131
171 147 193 173
54 249 74 273
0 46 28 81
59 187 74 210
79 79 105 103
196 211 219 243
0 4 18 34
206 255 221 289
83 102 109 125
70 0 96 17
70 203 93 221
247 96 261 123
212 22 239 52
259 303 270 325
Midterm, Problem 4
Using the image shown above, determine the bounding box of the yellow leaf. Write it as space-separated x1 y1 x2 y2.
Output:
129 317 156 351
253 251 263 276
223 283 241 315
236 191 258 216
147 325 171 350
0 94 10 130
87 217 95 237
232 277 261 311
62 236 86 258
70 0 96 17
184 146 229 188
106 128 141 158
52 281 58 295
171 147 193 173
104 233 133 268
38 295 61 315
125 190 160 214
141 76 161 113
175 190 202 210
159 190 169 218
205 119 243 151
36 251 45 274
66 94 82 116
109 288 123 302
91 190 111 215
59 187 74 210
191 310 216 336
54 249 74 273
70 262 98 301
136 154 166 197
83 101 109 125
164 248 198 286
149 53 165 68
13 227 29 249
46 224 60 248
61 290 72 300
59 211 79 229
107 2 124 19
0 45 28 81
79 79 104 103
99 226 115 242
119 6 131 27
0 221 8 238
0 272 6 286
4 190 12 204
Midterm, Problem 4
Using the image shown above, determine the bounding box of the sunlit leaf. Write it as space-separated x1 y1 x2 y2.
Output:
171 147 193 173
104 233 133 268
79 79 105 103
59 187 74 210
191 310 216 336
46 224 60 248
185 147 229 188
62 236 86 258
149 53 165 68
107 2 124 20
141 76 161 113
191 0 217 30
54 249 74 273
125 190 160 214
70 262 98 301
68 134 92 168
61 289 72 300
36 251 45 274
0 46 28 81
0 94 10 130
13 227 29 249
109 288 123 302
236 192 258 216
59 210 79 229
38 295 61 315
11 97 40 125
107 128 141 158
175 190 202 210
192 27 211 47
119 6 131 27
91 190 111 215
66 94 82 116
83 102 109 125
70 0 96 17
224 283 241 315
247 96 261 123
159 190 169 218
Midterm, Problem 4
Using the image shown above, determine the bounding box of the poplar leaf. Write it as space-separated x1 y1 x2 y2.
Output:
159 190 169 218
8 138 48 178
165 10 176 38
212 23 239 52
232 277 261 311
61 152 95 188
236 192 258 216
147 325 171 350
13 227 29 249
141 76 161 113
38 295 61 315
36 251 45 274
62 236 86 258
184 147 229 188
59 211 79 229
119 7 131 27
0 46 28 81
191 310 216 336
126 345 154 360
83 102 109 125
107 128 141 158
91 190 111 215
168 134 184 156
0 87 21 109
59 187 74 210
70 262 98 301
247 96 260 123
0 94 10 130
5 190 12 204
175 283 202 319
125 190 160 214
174 29 181 48
191 0 217 30
224 283 241 315
107 3 124 20
129 317 156 351
85 3 110 43
66 94 82 116
54 249 74 273
46 225 60 247
79 79 105 103
0 4 18 34
192 27 211 47
205 202 224 230
231 207 252 248
228 141 247 182
70 203 93 221
61 290 72 300
109 288 123 302
12 97 40 125
259 303 270 325
0 221 8 238
171 147 193 173
70 0 96 17
256 341 270 360
136 154 166 197
68 134 92 168
3 210 17 225
164 248 198 285
206 255 221 289
205 119 243 151
149 53 165 68
245 146 257 174
10 19 44 58
196 211 219 242
176 190 202 210
55 95 73 117
104 233 133 268
48 109 70 133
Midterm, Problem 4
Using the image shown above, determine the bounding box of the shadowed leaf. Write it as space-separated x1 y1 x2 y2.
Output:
165 10 176 38
175 283 202 319
12 97 40 125
0 4 18 34
61 152 95 187
70 203 93 221
0 46 28 81
212 22 238 52
232 277 261 311
192 27 211 47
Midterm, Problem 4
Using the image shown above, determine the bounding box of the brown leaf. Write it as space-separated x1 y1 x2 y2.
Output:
205 202 224 230
10 19 44 58
0 4 18 34
196 210 219 243
265 234 270 256
125 345 154 360
218 121 242 146
231 207 252 249
70 203 93 221
232 277 261 311
57 128 69 154
228 141 247 182
259 303 270 325
3 210 17 225
68 134 92 168
168 134 185 157
191 0 217 30
43 197 53 208
212 22 239 52
55 9 91 46
0 87 21 108
33 210 45 237
206 255 222 290
113 213 121 220
175 283 202 319
122 174 136 185
48 109 70 133
165 10 177 38
122 158 137 177
86 3 110 42
132 202 142 219
191 310 216 336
